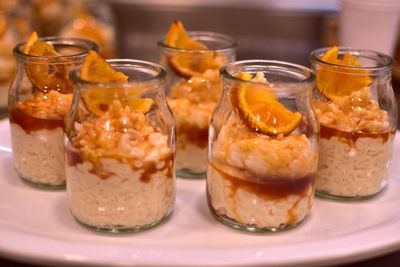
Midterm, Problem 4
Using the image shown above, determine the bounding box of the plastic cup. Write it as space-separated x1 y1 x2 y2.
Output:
339 0 400 56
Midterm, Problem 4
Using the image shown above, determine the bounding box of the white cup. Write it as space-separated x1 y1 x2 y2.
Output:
339 0 400 56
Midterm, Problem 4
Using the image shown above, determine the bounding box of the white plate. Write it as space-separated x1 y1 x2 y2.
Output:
0 118 399 267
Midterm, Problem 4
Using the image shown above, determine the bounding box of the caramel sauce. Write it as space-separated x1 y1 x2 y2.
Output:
320 125 393 148
9 107 64 133
65 142 173 183
179 124 208 149
210 163 314 200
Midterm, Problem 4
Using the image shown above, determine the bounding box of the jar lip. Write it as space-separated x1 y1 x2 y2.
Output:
70 59 167 87
14 36 98 63
157 31 238 53
220 59 315 89
309 47 396 72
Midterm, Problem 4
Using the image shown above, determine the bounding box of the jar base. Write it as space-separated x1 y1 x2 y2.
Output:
72 211 173 233
19 174 66 190
176 168 205 179
210 212 307 233
315 187 385 201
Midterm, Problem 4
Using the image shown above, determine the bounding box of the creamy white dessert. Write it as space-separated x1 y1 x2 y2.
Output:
168 69 221 175
65 100 175 229
208 114 315 229
9 91 72 186
314 88 395 197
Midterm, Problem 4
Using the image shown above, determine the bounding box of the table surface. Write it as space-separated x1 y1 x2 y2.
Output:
1 82 400 267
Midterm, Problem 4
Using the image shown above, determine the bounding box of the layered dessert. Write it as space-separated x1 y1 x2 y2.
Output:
65 51 174 230
9 32 75 187
207 72 316 230
162 21 230 176
10 90 72 185
313 47 395 198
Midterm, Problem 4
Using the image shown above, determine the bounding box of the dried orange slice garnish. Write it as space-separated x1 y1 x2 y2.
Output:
80 50 128 83
80 51 153 116
316 46 372 99
233 72 302 136
24 32 73 93
164 20 228 78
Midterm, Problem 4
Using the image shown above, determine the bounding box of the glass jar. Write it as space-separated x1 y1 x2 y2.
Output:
208 60 319 232
8 37 97 189
310 47 397 200
65 60 176 232
158 31 237 178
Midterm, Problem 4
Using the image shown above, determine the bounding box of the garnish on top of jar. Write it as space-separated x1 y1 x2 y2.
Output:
314 47 389 133
231 71 302 136
163 20 228 78
316 46 372 100
79 50 154 117
23 32 73 93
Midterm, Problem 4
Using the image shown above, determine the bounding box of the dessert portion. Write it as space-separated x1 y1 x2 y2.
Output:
162 21 229 176
313 47 395 198
207 72 315 230
65 51 174 230
9 32 74 186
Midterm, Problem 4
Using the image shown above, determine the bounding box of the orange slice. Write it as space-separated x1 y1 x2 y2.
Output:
316 46 372 99
80 50 127 83
23 32 73 93
164 20 227 78
80 51 152 116
233 72 302 135
81 86 153 116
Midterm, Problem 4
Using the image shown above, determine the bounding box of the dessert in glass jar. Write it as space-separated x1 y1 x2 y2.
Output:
158 20 237 178
65 51 176 232
8 32 97 188
311 47 397 199
207 60 319 232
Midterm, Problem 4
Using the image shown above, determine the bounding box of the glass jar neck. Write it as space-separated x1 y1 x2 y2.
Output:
70 59 167 93
310 47 395 78
158 31 237 54
13 37 98 65
220 60 315 97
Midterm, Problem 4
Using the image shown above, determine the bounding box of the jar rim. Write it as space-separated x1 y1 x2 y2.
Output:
157 31 238 53
70 59 167 87
220 59 315 94
13 36 98 63
309 47 395 73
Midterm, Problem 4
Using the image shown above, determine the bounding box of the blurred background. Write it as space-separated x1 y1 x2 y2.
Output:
0 0 400 119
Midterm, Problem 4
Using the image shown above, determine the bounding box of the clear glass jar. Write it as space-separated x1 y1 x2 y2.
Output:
310 47 397 200
8 37 97 189
208 60 319 232
158 31 237 178
65 60 176 232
